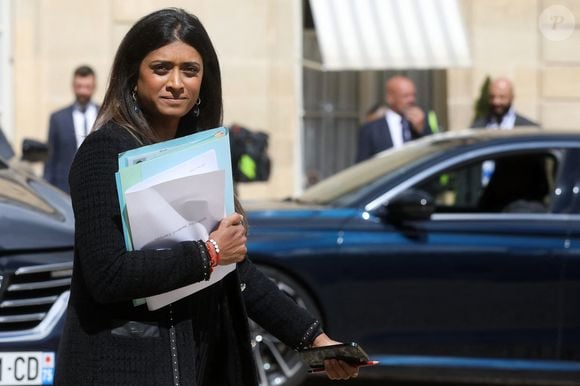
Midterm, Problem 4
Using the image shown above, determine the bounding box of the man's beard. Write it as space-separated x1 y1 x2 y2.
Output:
492 104 511 121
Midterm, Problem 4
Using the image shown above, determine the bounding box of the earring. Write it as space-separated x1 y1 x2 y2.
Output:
193 97 201 117
132 89 139 112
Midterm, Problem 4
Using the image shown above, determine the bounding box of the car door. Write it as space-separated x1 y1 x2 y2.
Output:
337 145 570 365
559 148 580 363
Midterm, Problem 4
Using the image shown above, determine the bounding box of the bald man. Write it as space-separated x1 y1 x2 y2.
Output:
471 77 538 129
356 76 430 162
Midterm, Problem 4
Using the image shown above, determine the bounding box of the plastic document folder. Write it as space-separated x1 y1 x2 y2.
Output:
115 127 235 310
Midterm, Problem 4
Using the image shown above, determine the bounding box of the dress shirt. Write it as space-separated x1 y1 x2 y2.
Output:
485 106 517 130
73 102 98 148
386 109 405 149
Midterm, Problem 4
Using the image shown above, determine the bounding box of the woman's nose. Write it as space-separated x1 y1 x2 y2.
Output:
166 69 184 93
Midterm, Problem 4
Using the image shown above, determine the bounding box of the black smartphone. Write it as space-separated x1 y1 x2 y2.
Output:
299 342 369 369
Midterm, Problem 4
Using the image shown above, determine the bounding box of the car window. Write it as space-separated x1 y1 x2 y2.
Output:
414 151 559 214
298 140 458 206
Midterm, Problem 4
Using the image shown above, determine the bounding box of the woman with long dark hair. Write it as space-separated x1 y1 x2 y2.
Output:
55 8 357 385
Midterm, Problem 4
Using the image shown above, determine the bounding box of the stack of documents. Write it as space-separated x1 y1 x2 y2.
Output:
115 127 235 310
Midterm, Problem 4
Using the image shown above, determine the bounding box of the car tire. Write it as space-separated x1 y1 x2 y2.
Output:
250 265 322 386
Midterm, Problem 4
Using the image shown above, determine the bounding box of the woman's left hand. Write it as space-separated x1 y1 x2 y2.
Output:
311 333 359 380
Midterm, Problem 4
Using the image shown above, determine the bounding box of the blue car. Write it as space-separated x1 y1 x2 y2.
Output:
244 129 580 386
1 128 579 386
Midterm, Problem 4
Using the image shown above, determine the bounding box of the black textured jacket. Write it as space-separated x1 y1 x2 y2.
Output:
55 122 321 385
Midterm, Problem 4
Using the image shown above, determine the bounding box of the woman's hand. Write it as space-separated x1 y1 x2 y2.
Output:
311 333 359 380
208 213 247 265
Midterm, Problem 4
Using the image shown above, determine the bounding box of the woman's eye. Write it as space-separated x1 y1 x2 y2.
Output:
182 67 199 77
153 67 169 75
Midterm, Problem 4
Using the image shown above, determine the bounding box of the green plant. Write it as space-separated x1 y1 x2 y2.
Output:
473 76 491 122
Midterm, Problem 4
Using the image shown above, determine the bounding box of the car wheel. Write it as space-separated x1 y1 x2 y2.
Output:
250 265 321 386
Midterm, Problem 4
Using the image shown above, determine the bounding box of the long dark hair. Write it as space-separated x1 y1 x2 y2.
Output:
95 8 223 143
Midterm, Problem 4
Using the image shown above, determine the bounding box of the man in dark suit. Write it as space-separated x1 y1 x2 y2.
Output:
471 77 538 129
44 65 98 193
356 75 431 163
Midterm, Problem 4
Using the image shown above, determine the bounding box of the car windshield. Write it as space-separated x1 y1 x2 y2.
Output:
298 138 459 206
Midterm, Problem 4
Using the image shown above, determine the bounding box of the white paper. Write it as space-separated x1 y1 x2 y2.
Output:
124 150 235 310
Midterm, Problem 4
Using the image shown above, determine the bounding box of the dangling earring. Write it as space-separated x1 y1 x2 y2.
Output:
132 88 139 112
193 97 201 117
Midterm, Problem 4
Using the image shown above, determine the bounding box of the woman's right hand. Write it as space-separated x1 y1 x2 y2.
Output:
208 212 247 265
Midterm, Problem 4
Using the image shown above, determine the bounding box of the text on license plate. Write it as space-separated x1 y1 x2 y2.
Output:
0 352 54 385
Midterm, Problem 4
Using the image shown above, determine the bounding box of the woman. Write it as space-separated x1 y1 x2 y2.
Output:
55 8 358 385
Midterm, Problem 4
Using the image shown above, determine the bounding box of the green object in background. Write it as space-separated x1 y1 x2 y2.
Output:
473 76 491 123
428 110 439 133
239 154 257 180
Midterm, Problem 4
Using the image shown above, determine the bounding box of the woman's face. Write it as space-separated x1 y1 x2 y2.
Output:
136 40 203 132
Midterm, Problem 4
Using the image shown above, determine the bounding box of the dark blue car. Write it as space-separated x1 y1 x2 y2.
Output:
244 128 580 386
1 128 579 386
0 133 73 385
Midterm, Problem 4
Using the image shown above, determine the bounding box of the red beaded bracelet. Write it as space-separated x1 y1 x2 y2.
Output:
205 239 220 269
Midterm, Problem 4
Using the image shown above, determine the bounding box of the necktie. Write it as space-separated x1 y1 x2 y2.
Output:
401 117 412 142
80 106 88 136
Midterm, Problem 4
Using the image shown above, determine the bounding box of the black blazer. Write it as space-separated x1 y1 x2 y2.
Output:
43 105 78 193
355 116 428 163
471 113 539 129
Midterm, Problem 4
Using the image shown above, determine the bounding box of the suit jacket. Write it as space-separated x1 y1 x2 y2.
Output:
43 104 99 193
355 115 428 163
471 113 539 129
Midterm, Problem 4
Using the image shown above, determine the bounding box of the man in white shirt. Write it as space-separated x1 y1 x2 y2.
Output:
471 77 539 186
44 65 99 193
356 75 431 162
471 77 539 130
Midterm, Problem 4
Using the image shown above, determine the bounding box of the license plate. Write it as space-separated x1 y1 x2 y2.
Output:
0 352 54 385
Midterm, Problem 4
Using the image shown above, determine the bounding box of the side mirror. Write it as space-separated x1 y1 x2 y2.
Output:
378 189 435 223
21 138 50 163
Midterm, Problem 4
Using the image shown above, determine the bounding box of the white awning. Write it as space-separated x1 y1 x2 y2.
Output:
308 0 472 71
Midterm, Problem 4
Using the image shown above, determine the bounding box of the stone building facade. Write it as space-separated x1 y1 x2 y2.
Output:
2 0 579 199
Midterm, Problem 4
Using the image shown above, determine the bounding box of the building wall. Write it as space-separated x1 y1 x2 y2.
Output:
540 0 580 129
448 0 580 131
11 0 301 199
0 0 13 135
10 0 580 200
